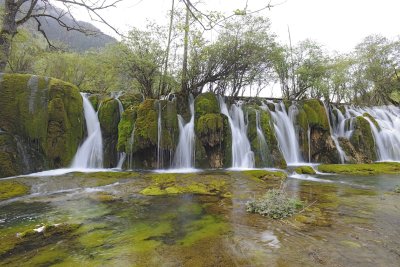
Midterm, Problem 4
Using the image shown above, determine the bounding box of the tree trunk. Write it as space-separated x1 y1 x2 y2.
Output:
0 0 18 72
181 4 190 93
160 0 175 96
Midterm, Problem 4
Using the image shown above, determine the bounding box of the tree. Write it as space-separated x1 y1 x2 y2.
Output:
185 15 276 97
0 0 122 71
352 35 400 105
271 39 329 100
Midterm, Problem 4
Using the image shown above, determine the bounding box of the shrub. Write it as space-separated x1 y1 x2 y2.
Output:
246 188 304 219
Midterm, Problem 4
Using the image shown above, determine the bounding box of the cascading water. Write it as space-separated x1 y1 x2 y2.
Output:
157 101 163 169
255 110 270 166
324 104 349 163
71 93 103 169
127 125 136 170
266 102 302 165
219 96 254 169
173 95 195 169
112 92 126 169
350 106 400 161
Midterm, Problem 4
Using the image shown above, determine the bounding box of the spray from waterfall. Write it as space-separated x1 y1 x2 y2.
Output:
219 96 254 169
71 93 103 169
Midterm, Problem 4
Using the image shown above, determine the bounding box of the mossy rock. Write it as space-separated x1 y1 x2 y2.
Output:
194 92 219 118
88 94 101 111
300 99 329 130
117 107 137 153
241 170 287 182
0 74 84 172
350 116 377 162
195 113 224 147
119 92 143 109
318 162 400 175
0 180 29 201
362 113 380 130
140 173 231 197
246 107 286 168
98 98 120 137
0 134 22 177
134 99 158 150
295 166 316 175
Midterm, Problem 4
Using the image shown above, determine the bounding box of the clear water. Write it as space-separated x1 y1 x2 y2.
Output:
1 170 399 266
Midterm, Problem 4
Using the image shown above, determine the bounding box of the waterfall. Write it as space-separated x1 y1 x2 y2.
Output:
173 95 195 169
307 125 311 163
324 104 349 163
328 105 400 162
127 125 136 170
111 92 126 168
255 110 270 166
157 101 163 169
267 102 302 165
352 106 400 161
71 93 103 169
219 96 254 169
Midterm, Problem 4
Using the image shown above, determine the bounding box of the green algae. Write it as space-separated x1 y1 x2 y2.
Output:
0 180 29 201
294 166 316 175
241 170 287 182
140 173 231 197
318 162 400 175
178 215 228 246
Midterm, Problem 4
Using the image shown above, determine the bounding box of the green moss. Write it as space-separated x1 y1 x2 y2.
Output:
301 99 329 130
98 98 120 137
134 99 158 150
318 162 400 175
196 113 224 145
241 170 287 181
295 166 316 175
78 229 114 248
178 215 228 246
0 180 29 200
350 116 377 161
140 173 231 197
363 113 380 130
0 74 84 170
246 107 285 168
0 134 21 177
88 94 100 111
194 92 219 118
117 107 137 152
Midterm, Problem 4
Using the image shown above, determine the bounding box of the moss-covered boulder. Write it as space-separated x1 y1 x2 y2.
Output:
297 99 338 163
98 98 120 168
120 99 178 169
117 107 137 154
194 93 231 168
194 92 220 118
246 107 286 168
349 116 377 162
0 74 84 177
294 166 316 175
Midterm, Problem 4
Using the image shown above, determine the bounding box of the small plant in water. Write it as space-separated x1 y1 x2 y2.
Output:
246 188 304 219
395 185 400 193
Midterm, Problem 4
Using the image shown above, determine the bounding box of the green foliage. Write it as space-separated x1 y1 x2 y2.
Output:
246 188 304 219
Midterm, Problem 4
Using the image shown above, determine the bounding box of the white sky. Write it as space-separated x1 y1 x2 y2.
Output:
80 0 400 53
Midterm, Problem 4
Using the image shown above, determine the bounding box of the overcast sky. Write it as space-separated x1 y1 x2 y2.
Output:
77 0 400 53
